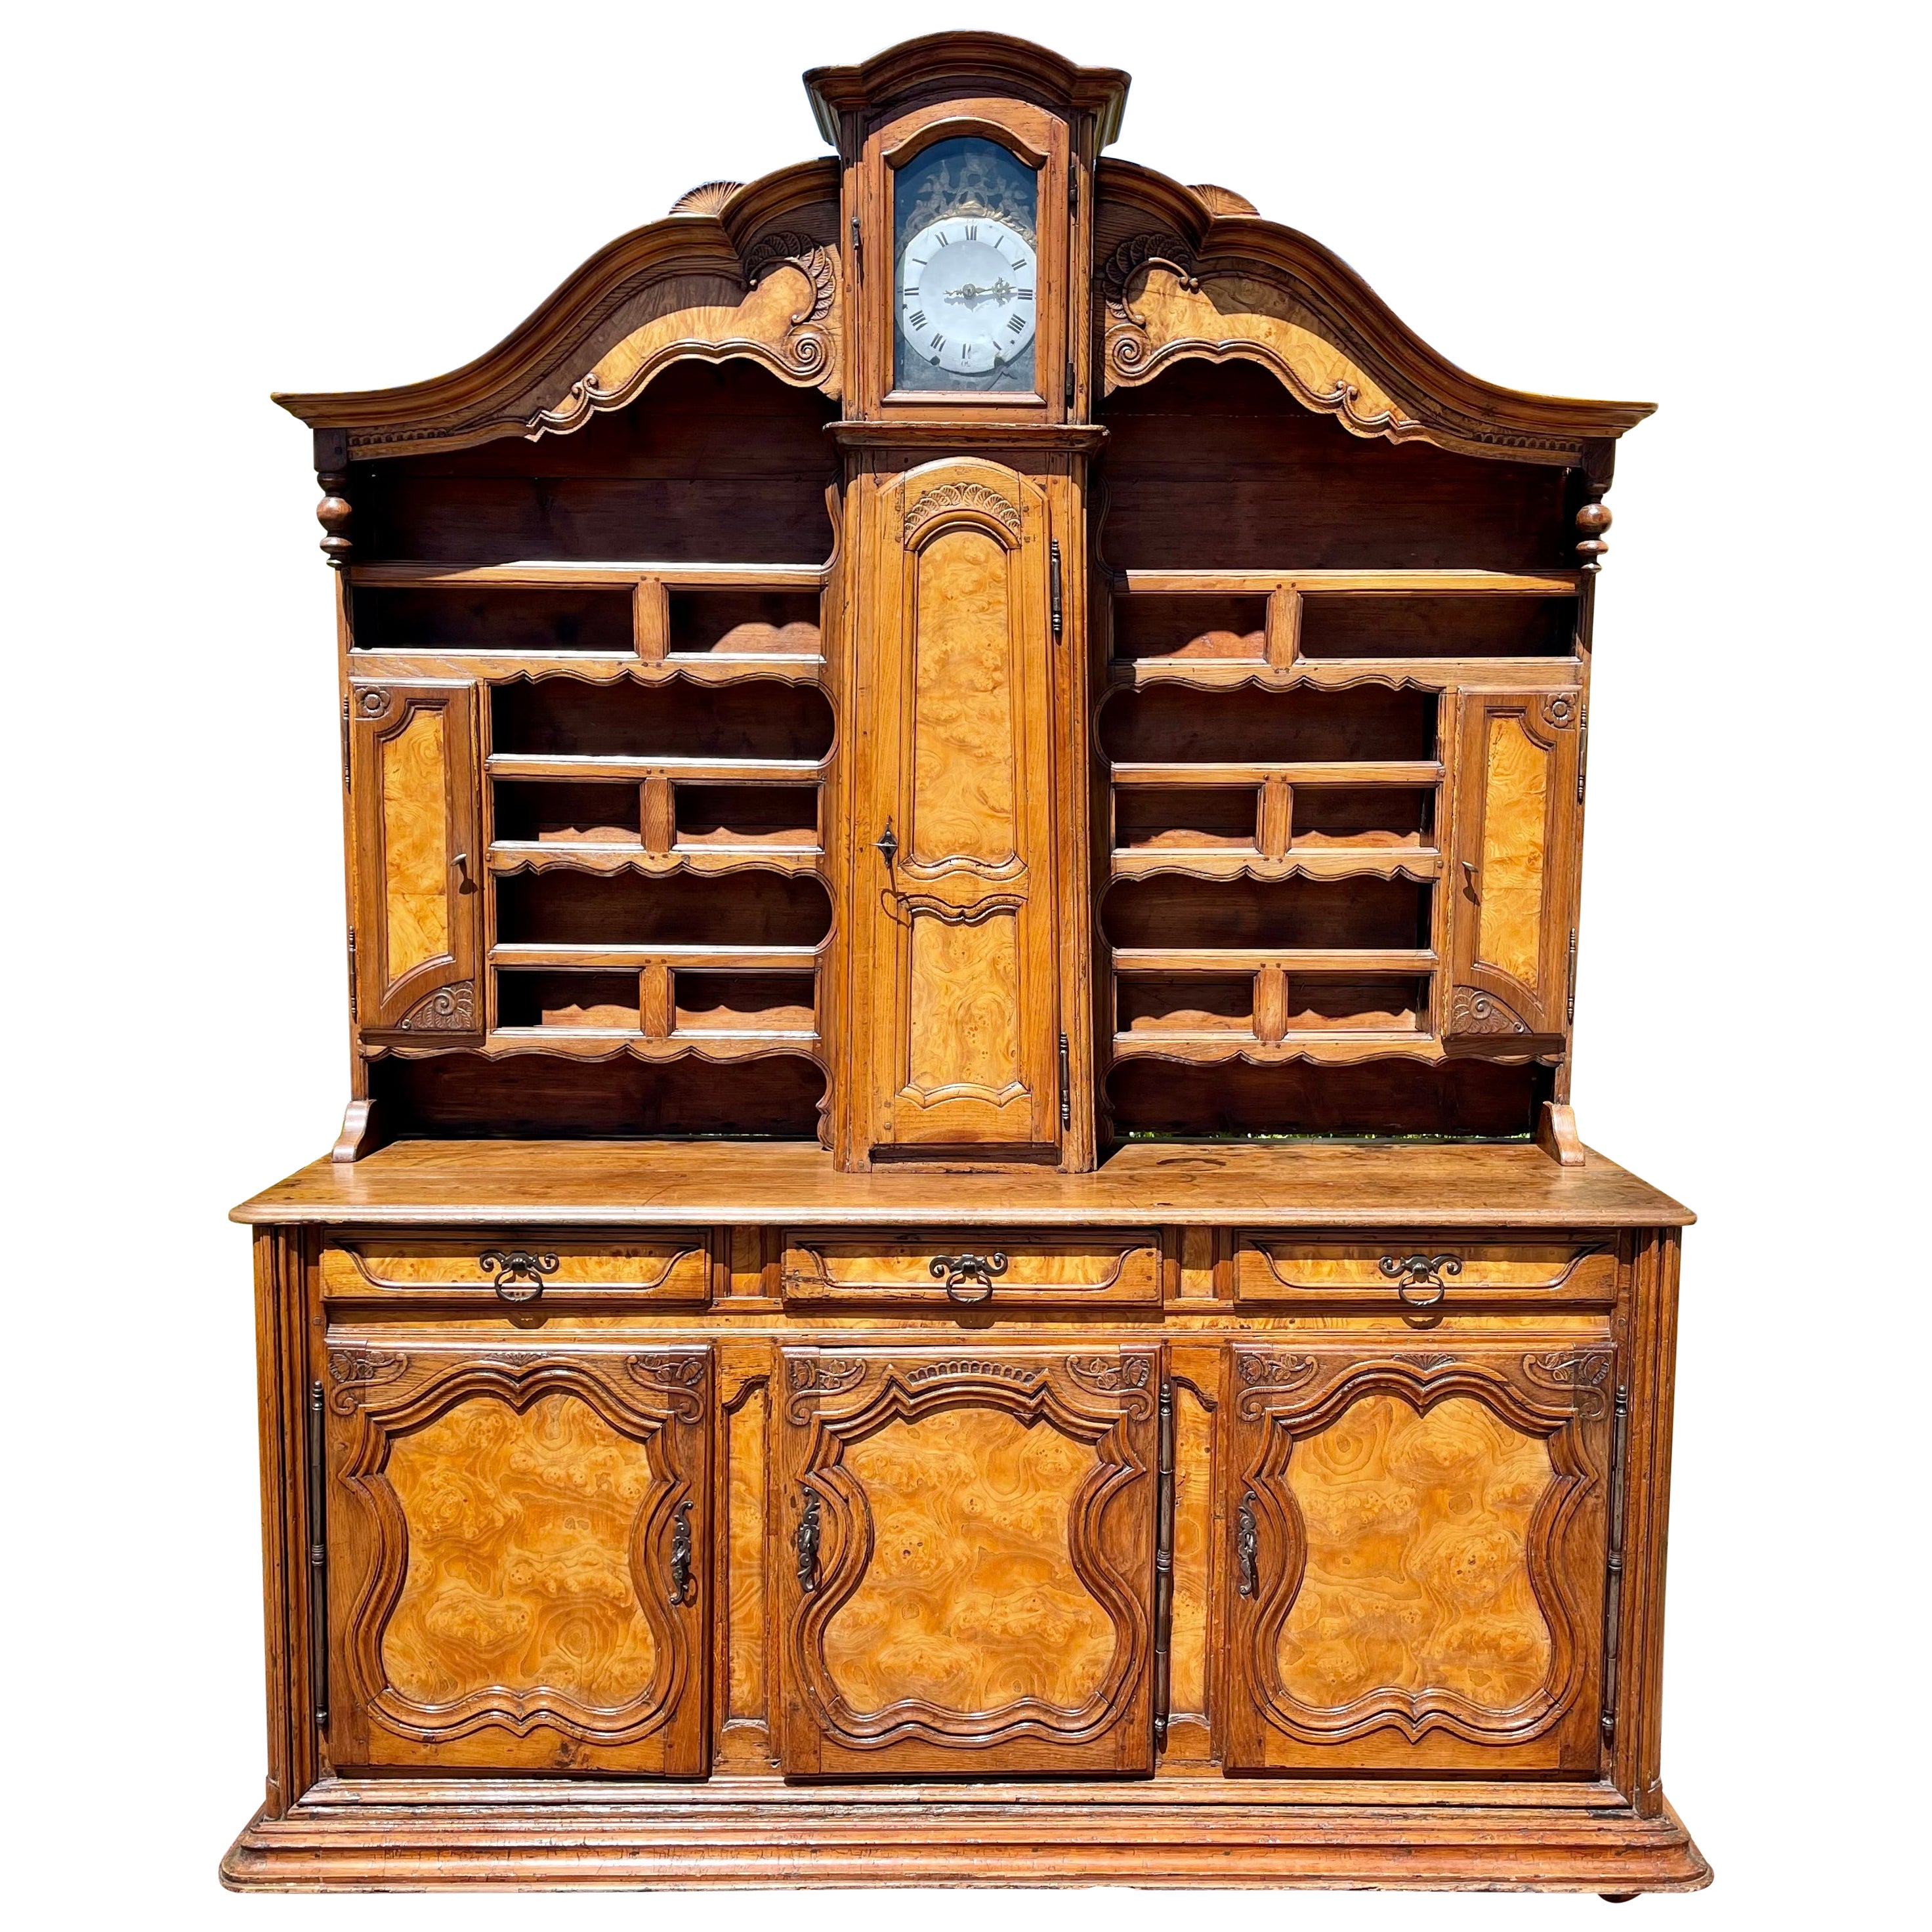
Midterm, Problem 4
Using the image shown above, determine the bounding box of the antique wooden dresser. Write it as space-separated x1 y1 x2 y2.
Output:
224 32 1709 1895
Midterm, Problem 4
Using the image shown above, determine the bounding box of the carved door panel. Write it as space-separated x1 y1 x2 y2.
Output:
1444 691 1581 1049
1226 1340 1613 1776
858 459 1062 1152
775 1345 1159 1776
349 680 482 1038
322 1340 710 1774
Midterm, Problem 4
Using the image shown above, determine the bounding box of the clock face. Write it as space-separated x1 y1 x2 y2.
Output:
892 135 1041 395
897 215 1038 385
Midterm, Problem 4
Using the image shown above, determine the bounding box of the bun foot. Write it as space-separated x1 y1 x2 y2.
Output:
1601 1895 1640 1905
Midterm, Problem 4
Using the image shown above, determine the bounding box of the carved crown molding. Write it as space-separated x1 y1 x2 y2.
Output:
273 160 841 458
1095 159 1654 463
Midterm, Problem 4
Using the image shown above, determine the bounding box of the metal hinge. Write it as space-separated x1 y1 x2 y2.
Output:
308 1379 330 1731
1059 1032 1071 1129
346 929 358 1020
1049 540 1064 637
1152 1378 1175 1749
1068 168 1079 218
849 215 861 275
1566 929 1578 1024
341 696 351 791
1064 360 1076 409
1577 700 1588 804
1600 1383 1630 1747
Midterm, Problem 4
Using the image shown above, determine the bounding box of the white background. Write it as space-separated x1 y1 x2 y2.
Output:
3 1 1919 1924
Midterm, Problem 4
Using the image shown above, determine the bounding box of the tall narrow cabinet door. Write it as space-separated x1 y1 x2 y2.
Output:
1444 691 1581 1050
860 459 1060 1152
350 681 482 1038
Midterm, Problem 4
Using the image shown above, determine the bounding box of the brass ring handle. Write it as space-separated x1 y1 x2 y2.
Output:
478 1249 560 1304
1378 1252 1463 1309
929 1251 1008 1304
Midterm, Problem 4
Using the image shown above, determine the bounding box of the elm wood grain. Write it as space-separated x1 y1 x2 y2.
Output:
781 1229 1161 1311
235 1138 1693 1228
775 1345 1158 1776
221 1780 1711 1891
322 1343 711 1774
350 682 482 1039
1235 1237 1620 1311
318 1234 712 1311
1225 1341 1611 1775
247 28 1695 1897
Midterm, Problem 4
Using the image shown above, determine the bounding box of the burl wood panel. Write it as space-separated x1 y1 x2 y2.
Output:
382 1392 661 1707
726 1391 767 1721
907 910 1024 1098
911 528 1017 865
1276 1395 1553 1713
1476 712 1549 988
1170 1381 1214 1718
381 704 452 980
822 1407 1115 1714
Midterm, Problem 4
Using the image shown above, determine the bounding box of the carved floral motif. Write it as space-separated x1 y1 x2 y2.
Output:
1522 1350 1613 1420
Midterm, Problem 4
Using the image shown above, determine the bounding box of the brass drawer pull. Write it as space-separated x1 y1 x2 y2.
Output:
478 1249 560 1303
795 1490 821 1593
668 1500 696 1606
1378 1252 1463 1309
929 1251 1009 1304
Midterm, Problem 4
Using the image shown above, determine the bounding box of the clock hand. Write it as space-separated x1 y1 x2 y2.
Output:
943 278 1018 308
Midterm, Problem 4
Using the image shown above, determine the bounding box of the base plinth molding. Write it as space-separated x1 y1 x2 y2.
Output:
222 1778 1711 1893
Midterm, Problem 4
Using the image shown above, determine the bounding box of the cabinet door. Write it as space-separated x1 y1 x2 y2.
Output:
858 459 1062 1152
1444 692 1580 1049
776 1346 1158 1776
350 680 482 1038
322 1341 709 1774
1227 1340 1612 1775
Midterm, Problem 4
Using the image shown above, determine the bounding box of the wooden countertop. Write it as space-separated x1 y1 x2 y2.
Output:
233 1138 1692 1229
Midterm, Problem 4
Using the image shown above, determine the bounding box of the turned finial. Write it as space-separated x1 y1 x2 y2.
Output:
1576 499 1612 573
313 428 351 570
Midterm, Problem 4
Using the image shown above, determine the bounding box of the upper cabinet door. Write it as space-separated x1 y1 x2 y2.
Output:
774 1346 1159 1778
859 459 1062 1152
1444 691 1582 1051
322 1341 711 1776
350 681 482 1038
1226 1339 1614 1776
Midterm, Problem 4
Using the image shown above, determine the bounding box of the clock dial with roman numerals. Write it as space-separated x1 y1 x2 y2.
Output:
896 214 1038 387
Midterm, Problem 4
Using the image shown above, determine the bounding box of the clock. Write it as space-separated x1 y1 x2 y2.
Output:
892 135 1041 394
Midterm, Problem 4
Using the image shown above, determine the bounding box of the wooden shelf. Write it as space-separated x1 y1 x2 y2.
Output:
488 753 826 784
489 843 822 879
1108 657 1582 693
472 1030 819 1061
1110 1032 1444 1068
348 650 825 686
1110 761 1441 788
353 560 828 589
492 943 822 971
1110 848 1438 883
1110 947 1437 975
1112 569 1579 597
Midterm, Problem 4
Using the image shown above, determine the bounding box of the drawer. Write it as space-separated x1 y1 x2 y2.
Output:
1235 1234 1618 1310
782 1229 1162 1311
320 1232 712 1311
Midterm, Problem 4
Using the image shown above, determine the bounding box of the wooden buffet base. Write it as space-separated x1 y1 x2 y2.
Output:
222 1776 1709 1893
228 1137 1704 1897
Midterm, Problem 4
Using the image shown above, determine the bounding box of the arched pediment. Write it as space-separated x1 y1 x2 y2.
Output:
1094 160 1652 465
272 160 845 459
